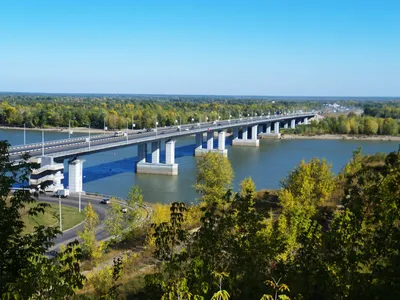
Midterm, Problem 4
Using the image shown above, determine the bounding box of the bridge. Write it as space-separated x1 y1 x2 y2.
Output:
8 113 315 194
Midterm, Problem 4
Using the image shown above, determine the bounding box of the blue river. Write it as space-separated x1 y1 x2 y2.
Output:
1 128 398 203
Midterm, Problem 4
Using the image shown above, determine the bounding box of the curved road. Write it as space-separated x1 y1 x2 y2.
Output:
39 194 122 252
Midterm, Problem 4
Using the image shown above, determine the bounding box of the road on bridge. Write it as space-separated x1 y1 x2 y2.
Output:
9 113 313 161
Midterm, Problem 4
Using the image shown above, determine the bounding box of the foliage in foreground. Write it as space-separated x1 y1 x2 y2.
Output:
0 140 85 299
141 150 400 299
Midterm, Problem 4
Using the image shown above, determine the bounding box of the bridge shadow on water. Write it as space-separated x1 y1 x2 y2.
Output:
63 137 232 187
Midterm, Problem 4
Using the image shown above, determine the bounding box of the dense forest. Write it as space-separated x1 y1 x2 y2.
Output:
285 113 400 136
0 94 339 130
363 102 400 119
1 139 400 299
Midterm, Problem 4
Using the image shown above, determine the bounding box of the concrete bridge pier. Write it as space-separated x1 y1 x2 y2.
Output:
284 122 289 129
68 159 85 194
257 124 263 135
232 125 259 146
242 126 248 140
195 130 227 156
274 122 280 134
266 123 271 134
291 119 296 129
136 140 178 175
304 117 309 125
232 127 239 140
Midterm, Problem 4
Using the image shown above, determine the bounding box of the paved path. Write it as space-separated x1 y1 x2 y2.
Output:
40 193 127 252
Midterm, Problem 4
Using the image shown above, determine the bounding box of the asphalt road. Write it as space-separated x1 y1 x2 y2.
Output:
39 193 115 251
9 114 313 161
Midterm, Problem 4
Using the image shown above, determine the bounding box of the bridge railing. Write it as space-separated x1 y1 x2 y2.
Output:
46 113 314 158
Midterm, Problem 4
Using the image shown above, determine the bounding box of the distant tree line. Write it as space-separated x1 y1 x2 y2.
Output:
288 113 399 136
363 102 400 119
0 95 322 130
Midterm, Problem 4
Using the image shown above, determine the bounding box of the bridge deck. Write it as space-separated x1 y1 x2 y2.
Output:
8 113 314 161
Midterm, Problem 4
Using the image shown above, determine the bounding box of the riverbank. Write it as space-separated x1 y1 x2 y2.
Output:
281 134 400 141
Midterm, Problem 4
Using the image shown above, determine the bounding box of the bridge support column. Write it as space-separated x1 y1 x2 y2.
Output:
284 122 288 129
266 123 271 134
291 119 296 129
207 130 214 150
274 122 280 134
260 122 281 139
304 117 308 125
232 126 259 147
251 125 258 140
195 130 227 157
151 141 160 164
69 159 84 194
137 143 147 163
242 127 248 140
137 140 178 175
233 127 239 140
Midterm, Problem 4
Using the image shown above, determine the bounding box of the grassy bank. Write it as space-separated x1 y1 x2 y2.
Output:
23 202 85 234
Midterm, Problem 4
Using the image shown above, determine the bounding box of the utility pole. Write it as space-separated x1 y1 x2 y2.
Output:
59 195 62 231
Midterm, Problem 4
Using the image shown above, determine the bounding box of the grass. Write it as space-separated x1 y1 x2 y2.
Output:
22 202 86 234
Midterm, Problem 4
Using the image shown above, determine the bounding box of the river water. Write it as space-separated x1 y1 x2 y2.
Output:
1 128 398 203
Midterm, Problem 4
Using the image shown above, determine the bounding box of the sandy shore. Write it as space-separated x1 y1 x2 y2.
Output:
281 134 400 141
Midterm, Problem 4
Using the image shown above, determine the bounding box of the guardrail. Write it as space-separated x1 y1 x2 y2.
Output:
10 113 315 160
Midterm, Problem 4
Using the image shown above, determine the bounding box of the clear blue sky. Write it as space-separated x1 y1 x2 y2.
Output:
0 0 399 96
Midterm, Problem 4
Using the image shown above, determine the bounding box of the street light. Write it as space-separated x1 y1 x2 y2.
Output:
69 116 75 138
68 120 72 139
126 120 129 144
23 123 26 145
87 123 91 150
59 195 62 231
42 128 45 156
155 119 158 136
78 192 82 212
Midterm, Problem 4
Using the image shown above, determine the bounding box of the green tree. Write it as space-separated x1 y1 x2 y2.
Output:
126 185 143 229
382 117 398 135
104 201 124 238
78 202 104 261
195 152 234 205
0 141 85 298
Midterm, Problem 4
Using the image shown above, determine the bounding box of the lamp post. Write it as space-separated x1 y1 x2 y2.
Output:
42 128 44 156
87 124 91 150
175 116 181 132
23 123 26 145
59 195 62 231
78 192 81 213
68 120 71 139
126 120 129 144
155 119 158 137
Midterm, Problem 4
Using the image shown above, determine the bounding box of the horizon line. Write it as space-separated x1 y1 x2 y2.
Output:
0 91 399 99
